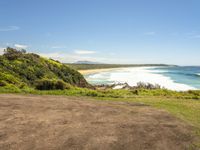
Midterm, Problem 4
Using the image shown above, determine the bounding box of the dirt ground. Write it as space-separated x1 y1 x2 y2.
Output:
0 94 197 150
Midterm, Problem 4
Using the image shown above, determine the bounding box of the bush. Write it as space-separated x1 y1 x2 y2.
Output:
0 47 89 89
0 84 21 93
3 47 26 60
0 80 7 86
136 82 161 89
35 79 70 90
55 80 71 90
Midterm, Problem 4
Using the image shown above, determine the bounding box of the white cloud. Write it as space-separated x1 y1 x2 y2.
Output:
39 51 123 64
0 48 5 55
14 44 28 49
144 32 156 35
0 26 19 32
39 52 96 62
74 49 96 55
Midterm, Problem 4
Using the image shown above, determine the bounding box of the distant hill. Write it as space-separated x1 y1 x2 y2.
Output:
67 63 173 70
74 61 102 64
0 47 89 90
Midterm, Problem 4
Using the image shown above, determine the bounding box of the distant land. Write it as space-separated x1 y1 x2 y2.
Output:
66 63 175 70
74 61 102 64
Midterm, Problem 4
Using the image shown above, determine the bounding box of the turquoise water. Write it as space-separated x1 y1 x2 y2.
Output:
84 66 200 91
150 66 200 89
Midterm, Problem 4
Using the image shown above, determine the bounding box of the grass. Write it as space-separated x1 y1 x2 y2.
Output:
105 96 200 149
1 85 200 99
96 96 200 127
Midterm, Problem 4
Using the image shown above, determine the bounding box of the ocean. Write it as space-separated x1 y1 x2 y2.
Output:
84 66 200 91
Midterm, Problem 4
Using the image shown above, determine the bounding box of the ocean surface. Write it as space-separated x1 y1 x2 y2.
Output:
84 66 200 91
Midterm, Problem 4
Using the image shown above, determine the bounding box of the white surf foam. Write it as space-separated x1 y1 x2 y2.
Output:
87 67 196 91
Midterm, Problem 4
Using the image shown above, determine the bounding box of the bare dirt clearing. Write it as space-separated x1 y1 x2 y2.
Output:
0 94 196 150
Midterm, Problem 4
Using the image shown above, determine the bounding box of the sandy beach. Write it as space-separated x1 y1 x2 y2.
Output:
78 68 119 75
80 67 198 91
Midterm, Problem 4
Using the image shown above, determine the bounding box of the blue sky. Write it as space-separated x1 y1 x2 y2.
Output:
0 0 200 65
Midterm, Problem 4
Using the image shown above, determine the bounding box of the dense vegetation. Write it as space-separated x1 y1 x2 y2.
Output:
0 47 89 91
66 63 172 70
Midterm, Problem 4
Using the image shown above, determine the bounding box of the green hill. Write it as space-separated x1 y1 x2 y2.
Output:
0 47 89 90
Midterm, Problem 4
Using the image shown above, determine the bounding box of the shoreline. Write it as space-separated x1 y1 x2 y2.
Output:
78 68 120 75
79 66 197 91
78 66 155 75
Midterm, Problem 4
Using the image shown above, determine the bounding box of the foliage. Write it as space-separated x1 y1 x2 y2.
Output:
1 83 200 100
0 47 89 89
3 47 26 60
35 79 71 90
136 82 161 89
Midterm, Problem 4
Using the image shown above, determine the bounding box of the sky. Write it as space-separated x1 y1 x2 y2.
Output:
0 0 200 65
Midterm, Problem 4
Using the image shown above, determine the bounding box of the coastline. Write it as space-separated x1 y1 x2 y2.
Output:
78 68 119 75
79 66 198 91
78 66 153 75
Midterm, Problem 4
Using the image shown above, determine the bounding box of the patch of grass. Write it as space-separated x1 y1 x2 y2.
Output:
95 96 200 149
1 85 200 99
99 97 200 127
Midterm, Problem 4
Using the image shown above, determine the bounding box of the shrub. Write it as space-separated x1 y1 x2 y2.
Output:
35 79 70 90
0 47 89 89
3 47 26 60
136 82 161 89
0 84 21 93
0 80 7 86
55 80 71 90
131 89 139 95
187 90 200 96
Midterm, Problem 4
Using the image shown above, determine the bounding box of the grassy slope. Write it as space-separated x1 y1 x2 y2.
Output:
0 48 89 90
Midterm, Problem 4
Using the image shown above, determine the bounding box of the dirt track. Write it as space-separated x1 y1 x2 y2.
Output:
0 94 196 150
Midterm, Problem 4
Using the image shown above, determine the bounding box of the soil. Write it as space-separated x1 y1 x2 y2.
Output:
0 94 197 150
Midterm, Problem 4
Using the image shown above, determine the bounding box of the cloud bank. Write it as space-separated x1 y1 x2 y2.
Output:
14 44 28 49
39 51 122 64
74 50 96 55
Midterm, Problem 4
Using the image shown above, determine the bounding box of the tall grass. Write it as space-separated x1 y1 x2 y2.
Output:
1 85 200 99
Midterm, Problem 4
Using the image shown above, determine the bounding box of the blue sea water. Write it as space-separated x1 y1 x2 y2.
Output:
150 66 200 89
84 66 200 91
